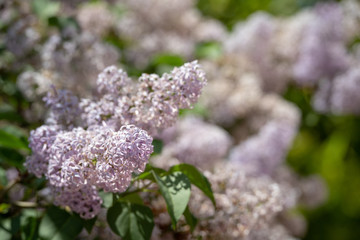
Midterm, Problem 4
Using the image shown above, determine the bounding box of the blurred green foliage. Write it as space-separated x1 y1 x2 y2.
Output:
284 86 360 240
197 0 341 29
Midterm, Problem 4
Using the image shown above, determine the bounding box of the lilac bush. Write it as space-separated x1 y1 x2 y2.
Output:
25 61 207 220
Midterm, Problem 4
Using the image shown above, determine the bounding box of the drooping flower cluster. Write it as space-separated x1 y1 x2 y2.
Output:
25 61 207 218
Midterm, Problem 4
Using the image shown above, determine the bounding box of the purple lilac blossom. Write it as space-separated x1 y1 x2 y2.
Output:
160 117 232 169
229 120 298 175
26 61 207 218
43 86 80 126
81 61 207 135
53 185 102 219
330 68 360 115
293 3 349 86
45 125 153 192
25 125 62 177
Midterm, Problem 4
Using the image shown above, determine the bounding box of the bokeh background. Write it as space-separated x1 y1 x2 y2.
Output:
1 0 360 239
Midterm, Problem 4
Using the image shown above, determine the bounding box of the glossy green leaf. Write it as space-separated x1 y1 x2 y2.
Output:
152 171 191 228
39 206 83 240
107 202 154 240
169 163 215 206
99 191 113 208
0 129 28 150
0 147 25 169
183 206 197 232
151 139 163 156
118 192 144 205
83 217 97 234
133 164 166 182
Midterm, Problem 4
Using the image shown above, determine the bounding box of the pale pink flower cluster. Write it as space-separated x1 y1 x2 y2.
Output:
26 61 207 218
81 61 207 135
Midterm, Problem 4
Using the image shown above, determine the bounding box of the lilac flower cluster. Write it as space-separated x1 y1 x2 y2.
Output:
26 124 153 218
81 61 207 134
293 3 349 86
229 120 298 176
26 61 207 218
153 117 232 170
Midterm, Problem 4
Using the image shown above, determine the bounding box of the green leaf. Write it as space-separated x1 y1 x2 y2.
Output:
152 171 191 228
22 216 39 240
195 42 222 60
151 54 185 75
0 147 25 169
0 203 11 214
183 206 197 232
133 164 166 182
169 163 215 206
83 217 97 234
107 202 154 240
152 54 184 67
99 191 113 208
0 105 23 123
38 206 83 240
151 139 163 156
118 192 144 205
179 103 209 117
0 167 7 186
0 129 28 150
0 218 12 240
32 0 60 20
48 16 78 30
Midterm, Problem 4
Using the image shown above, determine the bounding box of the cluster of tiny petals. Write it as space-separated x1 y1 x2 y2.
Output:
158 117 232 170
168 60 207 108
190 164 292 239
95 125 153 192
96 65 132 95
26 62 204 219
229 120 298 176
45 125 153 192
293 2 349 86
25 125 62 177
81 61 207 135
43 86 80 125
53 186 102 219
330 68 360 115
27 122 153 218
